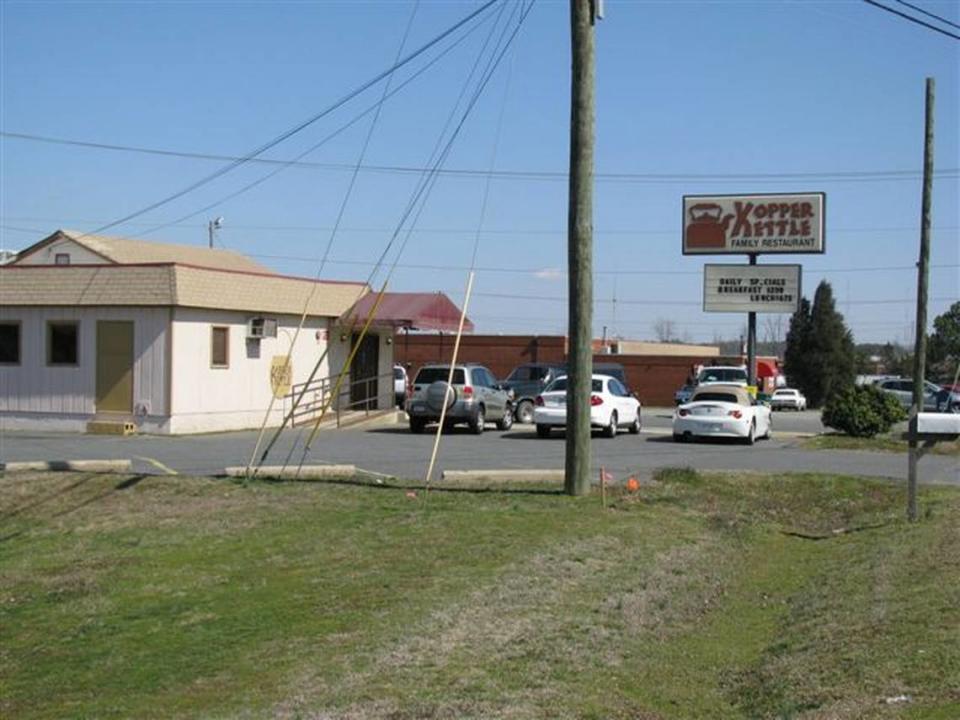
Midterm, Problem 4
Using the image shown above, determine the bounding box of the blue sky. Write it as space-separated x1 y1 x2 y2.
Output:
2 0 957 344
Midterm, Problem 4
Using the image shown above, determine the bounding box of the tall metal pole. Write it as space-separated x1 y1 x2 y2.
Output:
565 0 596 496
908 77 935 522
747 253 758 389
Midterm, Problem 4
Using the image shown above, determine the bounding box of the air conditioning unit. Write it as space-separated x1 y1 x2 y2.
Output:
247 317 278 339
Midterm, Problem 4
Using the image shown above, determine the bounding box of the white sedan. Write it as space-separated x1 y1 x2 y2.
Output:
673 384 771 445
770 387 807 411
534 374 641 438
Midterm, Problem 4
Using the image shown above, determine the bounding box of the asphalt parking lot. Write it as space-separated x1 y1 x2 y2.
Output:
2 408 956 485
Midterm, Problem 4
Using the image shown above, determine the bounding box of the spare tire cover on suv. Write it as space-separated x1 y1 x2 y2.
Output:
426 381 457 412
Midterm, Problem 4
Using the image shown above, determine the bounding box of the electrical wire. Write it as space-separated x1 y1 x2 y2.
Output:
5 131 958 184
254 0 531 471
5 218 958 237
892 0 960 30
132 2 495 239
67 0 504 240
291 0 536 471
862 0 960 39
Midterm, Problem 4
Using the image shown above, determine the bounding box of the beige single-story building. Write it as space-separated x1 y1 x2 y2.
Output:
0 230 398 434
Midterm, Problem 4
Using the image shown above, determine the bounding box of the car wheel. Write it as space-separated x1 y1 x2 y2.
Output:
628 411 641 435
409 418 426 434
672 432 684 442
497 404 514 431
744 420 756 446
470 405 485 435
536 424 551 438
515 399 535 425
603 411 618 438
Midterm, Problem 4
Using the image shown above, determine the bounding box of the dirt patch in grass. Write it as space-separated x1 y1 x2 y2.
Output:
804 434 960 456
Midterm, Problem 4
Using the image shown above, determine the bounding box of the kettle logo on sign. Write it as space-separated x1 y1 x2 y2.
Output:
686 204 733 248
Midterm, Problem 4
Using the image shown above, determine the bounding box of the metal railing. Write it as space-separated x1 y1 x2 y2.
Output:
288 370 396 428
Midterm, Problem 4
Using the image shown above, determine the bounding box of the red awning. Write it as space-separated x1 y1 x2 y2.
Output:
342 292 474 333
756 359 779 378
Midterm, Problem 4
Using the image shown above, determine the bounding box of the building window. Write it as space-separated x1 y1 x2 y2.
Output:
55 253 71 265
48 322 79 365
211 326 229 368
0 322 20 364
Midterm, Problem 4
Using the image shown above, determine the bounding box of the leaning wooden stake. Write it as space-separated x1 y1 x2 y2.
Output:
424 271 476 487
600 466 606 508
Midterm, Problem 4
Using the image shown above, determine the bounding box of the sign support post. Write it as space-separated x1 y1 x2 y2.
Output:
747 253 758 389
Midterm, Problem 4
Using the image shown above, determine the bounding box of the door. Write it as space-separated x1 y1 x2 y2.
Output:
480 367 504 418
96 321 134 413
350 333 379 410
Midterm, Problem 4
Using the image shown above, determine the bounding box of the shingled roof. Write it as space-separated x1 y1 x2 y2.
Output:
0 264 368 318
3 229 369 318
14 229 275 274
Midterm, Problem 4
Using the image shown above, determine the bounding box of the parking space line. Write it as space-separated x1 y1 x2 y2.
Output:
135 456 178 475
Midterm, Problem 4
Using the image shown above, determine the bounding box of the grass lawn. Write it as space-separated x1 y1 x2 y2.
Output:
804 433 960 456
1 469 958 719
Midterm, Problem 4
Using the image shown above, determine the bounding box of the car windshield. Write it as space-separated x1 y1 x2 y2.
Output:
693 392 740 404
415 368 465 385
774 390 794 396
698 368 747 383
393 368 404 380
544 378 604 393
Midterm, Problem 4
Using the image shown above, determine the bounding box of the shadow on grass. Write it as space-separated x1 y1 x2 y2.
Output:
245 474 565 496
1 474 148 543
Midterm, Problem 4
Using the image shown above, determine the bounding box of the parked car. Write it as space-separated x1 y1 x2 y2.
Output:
533 374 641 438
502 363 566 424
673 383 772 445
406 364 514 434
770 387 806 411
875 377 959 412
674 384 695 406
696 365 749 387
393 364 408 407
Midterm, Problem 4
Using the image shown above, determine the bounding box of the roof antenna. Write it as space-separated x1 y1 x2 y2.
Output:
207 217 224 248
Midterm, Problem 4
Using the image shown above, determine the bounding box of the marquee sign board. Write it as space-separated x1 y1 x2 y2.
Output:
683 193 825 255
703 264 801 314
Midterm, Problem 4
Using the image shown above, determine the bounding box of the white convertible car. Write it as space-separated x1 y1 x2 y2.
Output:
672 384 771 445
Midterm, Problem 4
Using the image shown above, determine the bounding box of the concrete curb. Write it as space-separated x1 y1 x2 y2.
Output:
224 464 357 480
0 459 133 473
441 469 564 484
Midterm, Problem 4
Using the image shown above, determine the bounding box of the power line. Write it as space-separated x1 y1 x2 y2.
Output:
71 0 504 238
893 0 960 30
4 131 958 184
132 1 496 239
862 0 960 40
3 218 957 237
465 290 957 306
2 222 957 277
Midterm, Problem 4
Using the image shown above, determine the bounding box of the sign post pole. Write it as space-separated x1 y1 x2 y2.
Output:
747 253 758 389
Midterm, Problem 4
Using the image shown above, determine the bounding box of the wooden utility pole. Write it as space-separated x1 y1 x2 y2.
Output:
908 77 935 522
565 0 597 496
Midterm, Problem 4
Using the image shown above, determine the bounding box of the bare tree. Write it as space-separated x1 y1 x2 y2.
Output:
653 318 677 343
763 315 785 345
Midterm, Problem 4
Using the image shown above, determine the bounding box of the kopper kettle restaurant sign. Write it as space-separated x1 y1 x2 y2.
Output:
703 264 801 314
683 193 825 254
